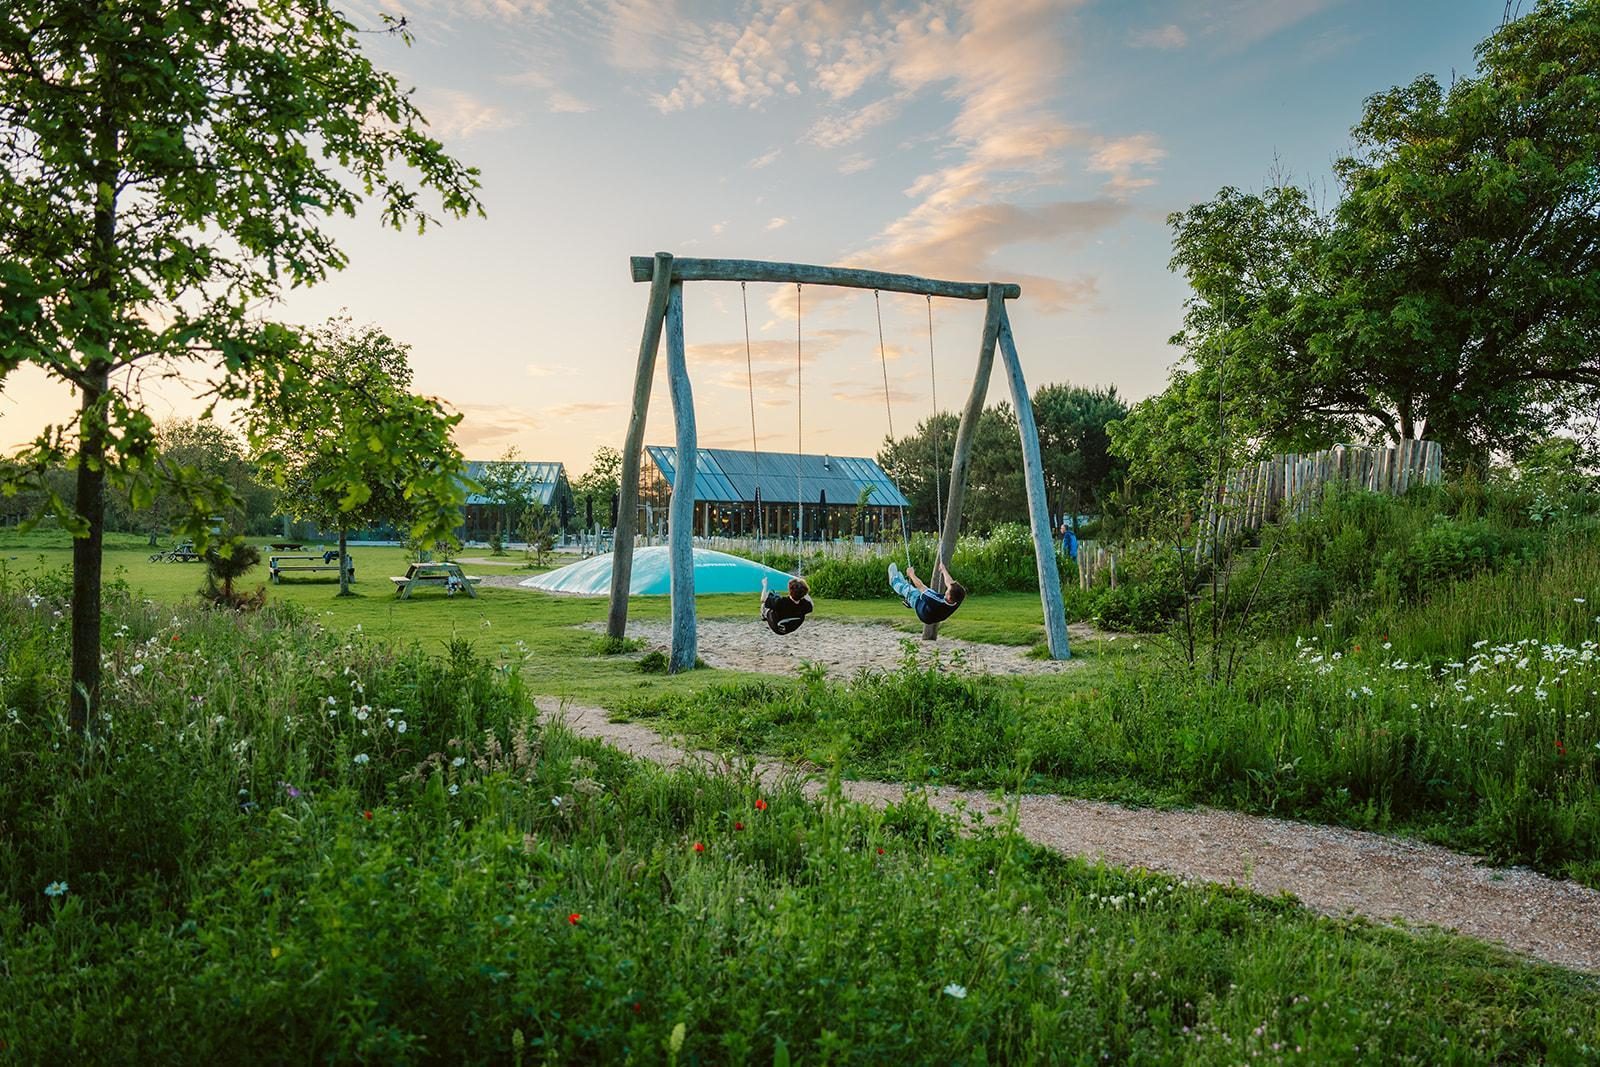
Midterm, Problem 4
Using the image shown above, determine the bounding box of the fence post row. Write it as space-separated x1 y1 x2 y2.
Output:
1194 440 1442 561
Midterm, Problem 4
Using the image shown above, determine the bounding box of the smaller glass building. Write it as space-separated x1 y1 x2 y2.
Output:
639 446 911 540
459 460 574 541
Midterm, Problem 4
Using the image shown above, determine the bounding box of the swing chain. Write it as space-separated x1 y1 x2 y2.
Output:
740 281 763 546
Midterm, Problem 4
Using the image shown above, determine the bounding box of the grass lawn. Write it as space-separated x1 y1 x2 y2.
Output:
0 530 1133 709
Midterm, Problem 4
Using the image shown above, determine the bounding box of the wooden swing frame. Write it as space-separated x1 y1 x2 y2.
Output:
608 252 1070 672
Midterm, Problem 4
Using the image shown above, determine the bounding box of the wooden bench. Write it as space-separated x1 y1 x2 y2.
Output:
269 552 355 584
389 562 482 599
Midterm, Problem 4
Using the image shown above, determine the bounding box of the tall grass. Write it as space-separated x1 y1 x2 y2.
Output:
627 535 1600 886
3 576 1598 1060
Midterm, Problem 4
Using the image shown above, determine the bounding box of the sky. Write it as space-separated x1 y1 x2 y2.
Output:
1 0 1513 477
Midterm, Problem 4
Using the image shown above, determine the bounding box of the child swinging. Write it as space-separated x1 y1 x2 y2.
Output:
760 575 813 635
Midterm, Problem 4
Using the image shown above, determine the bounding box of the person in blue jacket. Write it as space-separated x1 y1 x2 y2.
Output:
887 559 965 624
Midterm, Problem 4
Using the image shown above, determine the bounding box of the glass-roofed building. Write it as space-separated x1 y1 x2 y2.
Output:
459 460 574 541
640 447 911 541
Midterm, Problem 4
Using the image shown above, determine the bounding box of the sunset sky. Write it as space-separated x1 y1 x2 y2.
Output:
2 0 1509 477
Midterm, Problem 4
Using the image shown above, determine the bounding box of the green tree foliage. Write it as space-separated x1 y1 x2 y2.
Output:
249 318 467 596
0 1 482 727
478 445 535 549
201 539 263 610
109 419 276 540
520 501 559 565
877 412 958 532
1119 0 1600 480
1033 384 1129 525
879 386 1126 535
575 446 622 526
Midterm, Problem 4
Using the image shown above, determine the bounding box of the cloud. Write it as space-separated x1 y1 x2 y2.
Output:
686 328 859 369
1204 0 1339 54
500 68 596 114
546 91 596 114
1128 24 1188 50
749 147 783 169
1088 133 1166 194
450 403 542 450
766 217 789 230
419 89 515 139
862 198 1129 311
805 94 907 149
545 401 624 418
576 0 1137 313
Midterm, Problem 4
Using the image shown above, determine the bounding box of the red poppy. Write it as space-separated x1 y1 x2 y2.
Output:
1353 645 1362 653
693 841 706 854
362 810 373 820
754 799 767 811
171 633 181 643
568 913 581 925
734 821 745 831
1556 741 1566 757
877 847 884 855
631 1001 642 1014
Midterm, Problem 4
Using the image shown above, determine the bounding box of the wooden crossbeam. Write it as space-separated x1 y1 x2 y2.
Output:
629 255 1020 301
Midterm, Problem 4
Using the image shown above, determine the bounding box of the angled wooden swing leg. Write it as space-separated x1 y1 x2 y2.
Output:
997 302 1070 660
608 252 674 639
924 284 1002 641
664 281 699 674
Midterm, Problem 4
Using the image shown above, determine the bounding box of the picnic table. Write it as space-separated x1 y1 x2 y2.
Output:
150 540 202 563
269 550 355 584
389 561 483 599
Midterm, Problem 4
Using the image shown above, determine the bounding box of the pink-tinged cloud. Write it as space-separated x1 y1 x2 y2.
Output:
1088 133 1166 194
545 401 624 418
450 402 543 450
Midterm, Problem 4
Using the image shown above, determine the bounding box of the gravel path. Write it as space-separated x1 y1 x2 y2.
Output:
579 617 1098 677
536 696 1600 974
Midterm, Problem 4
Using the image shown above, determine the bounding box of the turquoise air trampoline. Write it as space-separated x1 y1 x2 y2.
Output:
520 546 793 596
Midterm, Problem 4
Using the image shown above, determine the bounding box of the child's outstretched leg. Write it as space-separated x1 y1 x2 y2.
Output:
887 562 918 610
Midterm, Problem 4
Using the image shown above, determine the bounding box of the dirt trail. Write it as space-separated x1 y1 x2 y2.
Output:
535 696 1600 975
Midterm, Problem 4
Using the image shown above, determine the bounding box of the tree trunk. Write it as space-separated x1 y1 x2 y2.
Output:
69 368 110 733
338 527 351 596
70 90 119 734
